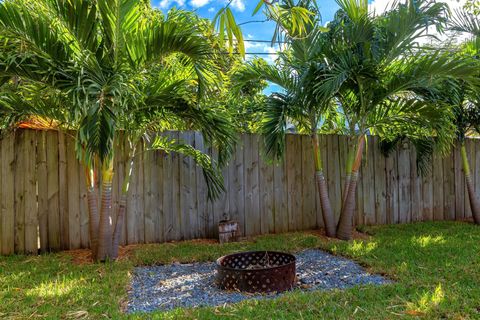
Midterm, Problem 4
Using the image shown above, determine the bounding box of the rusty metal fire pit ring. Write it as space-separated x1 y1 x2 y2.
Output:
216 251 296 293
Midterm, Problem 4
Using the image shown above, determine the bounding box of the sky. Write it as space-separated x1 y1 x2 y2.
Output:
152 0 469 93
151 0 340 62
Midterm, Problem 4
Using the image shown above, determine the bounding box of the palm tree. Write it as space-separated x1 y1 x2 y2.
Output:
0 0 234 261
315 0 477 240
234 1 338 237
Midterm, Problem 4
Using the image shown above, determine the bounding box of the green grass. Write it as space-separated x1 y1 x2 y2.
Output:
1 222 480 319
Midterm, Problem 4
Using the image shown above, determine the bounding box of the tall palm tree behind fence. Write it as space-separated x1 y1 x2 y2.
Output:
0 129 477 255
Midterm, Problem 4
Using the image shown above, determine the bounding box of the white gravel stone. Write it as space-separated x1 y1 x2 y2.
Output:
127 249 391 314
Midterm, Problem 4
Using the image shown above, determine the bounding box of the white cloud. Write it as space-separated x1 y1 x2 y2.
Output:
208 7 215 12
229 0 245 12
190 0 211 8
156 0 185 9
369 0 466 15
368 0 469 45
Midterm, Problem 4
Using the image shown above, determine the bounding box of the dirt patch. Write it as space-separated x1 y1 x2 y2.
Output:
62 245 140 265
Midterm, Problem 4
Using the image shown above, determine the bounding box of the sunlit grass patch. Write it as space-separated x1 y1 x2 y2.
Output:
411 235 446 248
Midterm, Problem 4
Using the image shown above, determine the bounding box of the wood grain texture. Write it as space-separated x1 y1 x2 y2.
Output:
37 131 49 253
4 129 480 255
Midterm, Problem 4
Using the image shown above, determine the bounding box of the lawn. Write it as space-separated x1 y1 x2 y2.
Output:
1 221 479 319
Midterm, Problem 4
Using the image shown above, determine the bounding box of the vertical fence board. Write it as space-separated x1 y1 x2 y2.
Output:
373 137 387 225
46 131 61 250
327 135 342 225
14 131 26 253
58 131 69 249
23 130 38 254
385 149 398 224
397 142 411 223
78 158 89 248
464 139 475 219
301 135 316 229
228 137 245 236
362 137 376 225
454 143 465 220
444 150 456 220
315 135 328 228
162 133 174 241
66 134 80 250
180 132 196 240
259 150 275 234
410 144 422 222
422 154 434 221
432 152 444 220
1 133 15 254
273 156 288 233
37 131 49 252
244 134 260 236
195 132 208 238
144 146 155 243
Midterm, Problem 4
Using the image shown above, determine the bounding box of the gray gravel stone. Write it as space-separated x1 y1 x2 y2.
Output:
127 249 390 314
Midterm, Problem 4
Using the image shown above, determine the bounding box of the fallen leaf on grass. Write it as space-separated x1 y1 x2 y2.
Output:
405 310 426 316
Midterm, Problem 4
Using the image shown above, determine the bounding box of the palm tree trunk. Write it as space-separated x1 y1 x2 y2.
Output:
111 147 135 260
336 135 365 240
342 145 355 211
86 168 100 259
96 160 114 262
460 143 480 224
312 134 336 237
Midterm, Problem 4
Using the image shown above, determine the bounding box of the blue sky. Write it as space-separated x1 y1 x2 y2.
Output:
152 0 340 58
152 0 341 93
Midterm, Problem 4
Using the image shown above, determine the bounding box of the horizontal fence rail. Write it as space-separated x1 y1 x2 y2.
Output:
0 129 478 254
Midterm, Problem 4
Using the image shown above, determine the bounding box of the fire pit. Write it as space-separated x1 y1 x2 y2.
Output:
216 251 296 293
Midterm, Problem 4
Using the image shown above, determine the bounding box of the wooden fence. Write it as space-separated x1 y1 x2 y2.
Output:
0 129 478 255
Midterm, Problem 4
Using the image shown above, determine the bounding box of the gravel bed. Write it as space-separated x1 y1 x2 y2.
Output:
127 249 390 313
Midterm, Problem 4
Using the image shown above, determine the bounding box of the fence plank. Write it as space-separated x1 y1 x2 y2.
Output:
373 137 387 225
316 135 328 228
228 136 245 236
362 137 376 225
37 131 49 252
259 150 275 234
46 131 61 250
180 132 196 240
432 152 444 220
464 139 475 219
454 143 465 220
410 145 422 222
14 131 25 253
301 135 316 229
443 149 456 220
422 154 434 221
154 149 165 243
58 131 69 249
327 135 342 224
136 143 146 243
244 134 260 236
397 142 411 223
66 133 81 250
78 158 89 248
273 156 288 233
385 148 399 224
144 145 155 243
1 133 15 254
24 130 38 253
195 132 208 238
